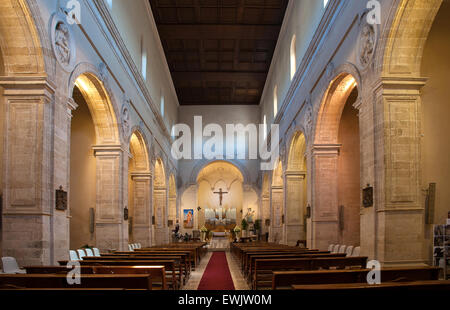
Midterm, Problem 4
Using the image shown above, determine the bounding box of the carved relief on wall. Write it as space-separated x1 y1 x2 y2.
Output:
357 20 377 70
121 101 131 140
50 12 76 71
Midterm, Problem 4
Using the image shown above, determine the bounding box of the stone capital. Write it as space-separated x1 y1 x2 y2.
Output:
312 144 341 156
0 76 55 100
131 172 152 180
93 145 125 157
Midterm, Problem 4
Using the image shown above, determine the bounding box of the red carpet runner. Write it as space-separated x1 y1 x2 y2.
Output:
197 252 235 290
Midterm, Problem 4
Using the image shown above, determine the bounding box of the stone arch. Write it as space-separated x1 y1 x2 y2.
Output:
382 0 443 77
285 131 308 245
0 0 46 75
311 71 360 250
128 130 152 246
69 69 124 251
287 131 307 172
195 161 244 233
314 73 358 145
189 159 251 186
69 65 121 145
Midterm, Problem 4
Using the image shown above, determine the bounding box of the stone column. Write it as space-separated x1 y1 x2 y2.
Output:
285 171 307 245
311 144 341 250
130 172 152 247
153 186 167 245
371 77 427 266
93 145 125 251
0 76 55 265
261 195 270 238
270 187 284 243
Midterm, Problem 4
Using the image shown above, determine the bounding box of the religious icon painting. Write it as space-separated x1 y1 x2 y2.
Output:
183 209 194 228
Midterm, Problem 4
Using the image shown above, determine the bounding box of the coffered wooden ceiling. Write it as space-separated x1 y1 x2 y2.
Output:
149 0 288 105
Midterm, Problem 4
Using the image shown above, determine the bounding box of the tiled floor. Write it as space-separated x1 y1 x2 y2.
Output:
183 250 250 290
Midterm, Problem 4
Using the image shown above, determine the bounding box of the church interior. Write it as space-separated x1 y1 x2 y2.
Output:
0 0 449 296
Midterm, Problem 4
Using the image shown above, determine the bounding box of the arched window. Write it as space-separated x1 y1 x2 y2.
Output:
273 86 278 117
160 94 165 117
263 115 267 139
141 37 147 80
290 35 296 80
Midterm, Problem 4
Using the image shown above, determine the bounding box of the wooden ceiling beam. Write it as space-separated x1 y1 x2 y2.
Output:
157 25 280 40
172 71 266 82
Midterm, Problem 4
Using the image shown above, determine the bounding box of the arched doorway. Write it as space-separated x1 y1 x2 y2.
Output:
128 131 151 246
168 174 177 233
69 73 122 251
312 73 360 250
286 132 307 246
420 1 450 261
153 158 167 245
271 159 284 243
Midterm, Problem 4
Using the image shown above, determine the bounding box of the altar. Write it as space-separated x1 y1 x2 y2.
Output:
209 231 231 250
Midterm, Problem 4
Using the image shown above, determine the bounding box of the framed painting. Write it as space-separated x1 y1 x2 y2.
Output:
183 209 194 228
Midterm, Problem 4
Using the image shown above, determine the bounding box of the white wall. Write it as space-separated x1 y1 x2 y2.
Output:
260 0 325 127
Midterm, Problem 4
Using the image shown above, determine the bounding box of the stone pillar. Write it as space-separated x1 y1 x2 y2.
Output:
311 144 341 250
153 186 167 245
168 192 176 222
285 171 307 245
130 172 152 247
261 195 270 238
93 145 125 252
0 76 55 265
371 77 427 266
270 187 283 243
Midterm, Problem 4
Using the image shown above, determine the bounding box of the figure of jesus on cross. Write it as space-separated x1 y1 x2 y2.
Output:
213 188 228 206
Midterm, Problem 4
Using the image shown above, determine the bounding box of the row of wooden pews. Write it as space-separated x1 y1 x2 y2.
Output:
230 242 450 291
0 242 207 290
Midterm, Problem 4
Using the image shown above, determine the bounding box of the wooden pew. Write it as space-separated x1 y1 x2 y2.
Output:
272 266 441 290
253 257 368 290
0 274 152 290
138 248 198 268
110 252 191 274
83 255 190 281
58 259 180 289
291 280 450 291
245 253 346 278
24 265 168 290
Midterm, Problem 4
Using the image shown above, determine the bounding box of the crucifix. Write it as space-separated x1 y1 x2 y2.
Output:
213 188 228 206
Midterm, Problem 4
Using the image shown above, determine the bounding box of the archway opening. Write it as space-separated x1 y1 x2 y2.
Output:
69 73 121 251
286 132 307 246
421 1 450 260
128 131 151 246
337 86 360 246
196 161 244 235
69 85 96 249
271 159 284 243
312 73 360 249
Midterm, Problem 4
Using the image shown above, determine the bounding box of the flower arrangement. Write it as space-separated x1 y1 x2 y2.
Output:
233 226 241 233
200 226 208 233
